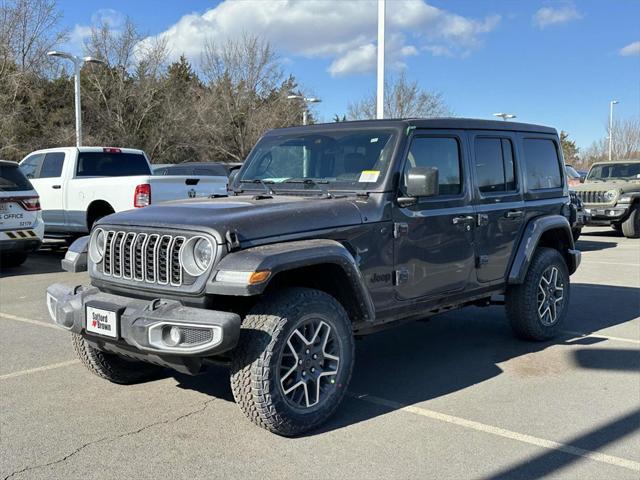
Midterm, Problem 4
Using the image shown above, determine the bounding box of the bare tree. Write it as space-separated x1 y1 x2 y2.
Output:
197 35 302 161
0 0 67 75
347 72 451 120
583 116 640 166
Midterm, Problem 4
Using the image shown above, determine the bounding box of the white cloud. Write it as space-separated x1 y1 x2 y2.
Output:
140 0 501 77
533 5 582 28
619 41 640 56
67 9 126 54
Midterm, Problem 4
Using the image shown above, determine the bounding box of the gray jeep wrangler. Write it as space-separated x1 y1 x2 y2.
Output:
47 119 581 436
573 159 640 238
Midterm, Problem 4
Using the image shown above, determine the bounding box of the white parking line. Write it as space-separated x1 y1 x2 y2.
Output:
351 393 640 472
565 331 640 345
0 312 60 330
580 261 640 267
0 360 80 380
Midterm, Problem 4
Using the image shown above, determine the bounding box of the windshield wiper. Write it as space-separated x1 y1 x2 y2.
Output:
282 178 333 197
239 179 276 195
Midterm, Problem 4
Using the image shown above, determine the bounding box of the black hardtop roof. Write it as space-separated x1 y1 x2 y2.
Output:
266 117 557 136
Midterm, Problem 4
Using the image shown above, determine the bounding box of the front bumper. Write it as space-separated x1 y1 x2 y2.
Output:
46 283 241 359
583 205 629 224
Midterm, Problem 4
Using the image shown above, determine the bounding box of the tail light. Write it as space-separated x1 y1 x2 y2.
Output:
134 184 151 208
13 196 41 211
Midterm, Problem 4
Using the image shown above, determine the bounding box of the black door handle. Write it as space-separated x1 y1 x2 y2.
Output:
52 185 61 189
505 210 523 219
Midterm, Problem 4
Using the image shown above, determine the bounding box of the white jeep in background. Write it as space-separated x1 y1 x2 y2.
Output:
19 147 228 236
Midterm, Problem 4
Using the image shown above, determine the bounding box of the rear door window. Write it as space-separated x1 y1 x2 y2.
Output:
523 139 562 190
474 138 517 194
76 152 151 177
0 163 34 191
39 152 65 178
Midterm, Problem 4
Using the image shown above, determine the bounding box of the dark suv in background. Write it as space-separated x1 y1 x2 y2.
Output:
47 119 580 435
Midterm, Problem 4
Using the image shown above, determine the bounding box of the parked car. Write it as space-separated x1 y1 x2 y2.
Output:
565 164 584 187
153 162 242 177
19 147 228 236
47 119 580 436
0 160 44 267
573 159 640 238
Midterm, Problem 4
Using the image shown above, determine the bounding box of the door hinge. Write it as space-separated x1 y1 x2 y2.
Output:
394 268 409 285
393 222 409 238
477 213 489 226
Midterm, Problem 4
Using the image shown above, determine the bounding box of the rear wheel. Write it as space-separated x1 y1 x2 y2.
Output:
0 252 28 268
621 207 640 238
71 333 163 384
506 247 570 341
230 288 354 436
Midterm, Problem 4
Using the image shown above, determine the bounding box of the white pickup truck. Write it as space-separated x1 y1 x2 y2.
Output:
19 147 228 235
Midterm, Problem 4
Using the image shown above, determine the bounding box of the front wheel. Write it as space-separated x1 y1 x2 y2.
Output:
71 333 164 384
621 207 640 238
230 288 354 436
505 247 570 341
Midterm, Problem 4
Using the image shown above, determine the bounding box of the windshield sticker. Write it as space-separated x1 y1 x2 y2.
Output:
370 137 379 143
359 170 380 183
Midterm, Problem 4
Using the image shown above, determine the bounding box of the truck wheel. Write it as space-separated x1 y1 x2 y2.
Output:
621 207 640 238
230 287 354 436
71 333 163 384
505 247 570 341
0 252 27 268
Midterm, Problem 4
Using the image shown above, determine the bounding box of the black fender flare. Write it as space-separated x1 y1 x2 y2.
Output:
508 215 581 284
206 239 376 322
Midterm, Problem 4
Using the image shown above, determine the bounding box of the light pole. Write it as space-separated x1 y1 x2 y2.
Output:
376 0 385 119
609 100 619 162
47 51 106 147
493 112 516 121
287 95 321 125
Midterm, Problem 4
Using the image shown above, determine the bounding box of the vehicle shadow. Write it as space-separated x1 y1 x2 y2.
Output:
575 239 619 252
173 282 639 441
0 241 67 277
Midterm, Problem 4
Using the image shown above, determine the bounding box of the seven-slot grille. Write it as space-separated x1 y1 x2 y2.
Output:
102 231 186 286
575 190 609 204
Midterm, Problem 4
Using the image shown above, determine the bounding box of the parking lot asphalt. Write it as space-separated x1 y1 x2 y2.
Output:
1 228 638 480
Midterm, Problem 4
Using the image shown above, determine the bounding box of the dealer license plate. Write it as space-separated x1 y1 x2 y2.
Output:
86 305 118 338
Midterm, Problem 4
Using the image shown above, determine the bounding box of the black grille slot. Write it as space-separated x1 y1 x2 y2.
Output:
145 235 159 282
103 231 115 274
157 236 172 284
122 233 135 278
171 237 185 285
133 234 146 280
112 232 125 277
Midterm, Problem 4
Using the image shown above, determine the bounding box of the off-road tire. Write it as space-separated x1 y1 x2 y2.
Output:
505 247 570 341
0 252 27 268
71 333 163 384
621 207 640 238
230 287 354 436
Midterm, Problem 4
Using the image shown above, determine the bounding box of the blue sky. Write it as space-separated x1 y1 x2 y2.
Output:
56 0 639 151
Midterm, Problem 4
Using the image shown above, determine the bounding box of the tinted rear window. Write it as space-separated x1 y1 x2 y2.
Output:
523 139 562 190
0 163 34 191
76 152 150 177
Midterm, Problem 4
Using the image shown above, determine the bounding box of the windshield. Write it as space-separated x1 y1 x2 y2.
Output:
239 129 398 191
0 163 34 191
587 162 640 181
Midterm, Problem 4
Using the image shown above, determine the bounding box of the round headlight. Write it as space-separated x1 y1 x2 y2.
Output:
194 238 213 270
604 189 618 202
89 228 106 263
180 236 216 277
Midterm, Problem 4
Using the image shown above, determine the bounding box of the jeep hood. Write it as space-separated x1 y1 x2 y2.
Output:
99 195 365 242
573 180 640 193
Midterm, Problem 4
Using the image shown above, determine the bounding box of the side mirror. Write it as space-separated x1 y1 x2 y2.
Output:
405 167 439 198
579 176 585 183
227 169 239 191
61 236 89 273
